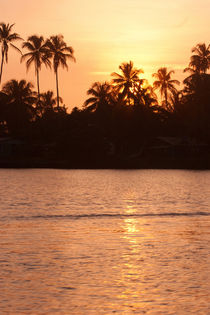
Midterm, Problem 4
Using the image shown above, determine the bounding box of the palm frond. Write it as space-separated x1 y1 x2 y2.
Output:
84 97 97 106
22 42 35 51
10 43 22 54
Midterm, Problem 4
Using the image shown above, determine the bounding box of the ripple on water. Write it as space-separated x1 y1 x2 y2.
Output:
0 169 210 314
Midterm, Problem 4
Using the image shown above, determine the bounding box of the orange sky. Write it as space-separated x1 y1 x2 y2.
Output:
1 0 210 111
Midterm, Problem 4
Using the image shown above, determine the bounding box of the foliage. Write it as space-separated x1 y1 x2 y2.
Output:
187 43 210 74
0 23 22 83
83 81 113 112
0 25 209 165
21 35 51 99
111 61 144 104
0 79 36 135
45 35 75 107
152 67 180 111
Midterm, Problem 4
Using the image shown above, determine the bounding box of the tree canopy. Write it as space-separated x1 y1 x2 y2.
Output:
0 23 209 168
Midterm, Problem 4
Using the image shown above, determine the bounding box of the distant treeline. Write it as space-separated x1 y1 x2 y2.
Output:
0 23 210 167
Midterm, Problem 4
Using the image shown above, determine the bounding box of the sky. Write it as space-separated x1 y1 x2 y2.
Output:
1 0 210 111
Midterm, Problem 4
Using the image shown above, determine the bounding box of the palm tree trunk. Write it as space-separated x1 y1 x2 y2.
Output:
164 89 168 110
0 50 5 84
55 69 60 107
36 66 40 101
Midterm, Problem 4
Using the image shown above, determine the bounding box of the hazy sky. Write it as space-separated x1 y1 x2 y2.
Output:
2 0 210 111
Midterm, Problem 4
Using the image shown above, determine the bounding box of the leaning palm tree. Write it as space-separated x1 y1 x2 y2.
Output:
111 61 143 104
188 43 210 74
46 35 75 107
83 81 112 112
21 35 51 100
0 23 22 84
152 67 180 110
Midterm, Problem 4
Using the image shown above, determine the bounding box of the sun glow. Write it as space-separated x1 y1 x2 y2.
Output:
1 0 210 109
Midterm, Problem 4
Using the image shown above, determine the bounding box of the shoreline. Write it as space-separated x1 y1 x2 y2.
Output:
0 156 210 170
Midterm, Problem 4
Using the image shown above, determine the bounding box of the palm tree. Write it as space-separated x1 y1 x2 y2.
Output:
152 67 180 110
168 90 183 113
132 81 157 108
83 81 112 112
38 90 63 116
0 23 22 84
46 35 75 107
2 79 36 104
111 61 143 104
183 43 210 94
21 35 51 100
2 79 37 131
41 90 58 108
188 43 210 74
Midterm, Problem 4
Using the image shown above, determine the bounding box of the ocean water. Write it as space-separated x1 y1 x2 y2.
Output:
0 169 210 314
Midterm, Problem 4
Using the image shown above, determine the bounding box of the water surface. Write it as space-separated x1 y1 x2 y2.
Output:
0 169 210 314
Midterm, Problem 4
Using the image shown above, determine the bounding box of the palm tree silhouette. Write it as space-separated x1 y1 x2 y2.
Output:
21 35 51 100
41 90 59 108
2 79 37 130
2 79 36 104
46 35 75 107
38 90 63 116
0 23 22 84
132 80 157 108
84 81 112 112
152 67 180 110
111 61 143 104
188 43 210 74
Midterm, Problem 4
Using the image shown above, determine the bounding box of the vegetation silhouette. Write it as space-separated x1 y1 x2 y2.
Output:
111 61 143 105
83 81 113 112
45 35 76 107
38 90 63 117
1 79 36 135
188 43 210 74
0 22 209 168
152 67 180 111
0 23 22 84
21 35 51 101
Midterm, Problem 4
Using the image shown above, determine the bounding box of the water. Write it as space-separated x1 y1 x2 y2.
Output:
0 169 210 314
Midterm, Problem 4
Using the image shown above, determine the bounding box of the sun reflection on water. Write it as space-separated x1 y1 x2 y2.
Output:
115 198 149 309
